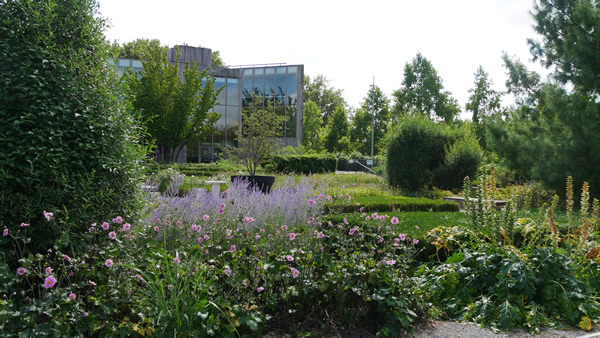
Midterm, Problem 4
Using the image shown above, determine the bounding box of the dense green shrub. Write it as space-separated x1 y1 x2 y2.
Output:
0 0 145 253
432 135 483 190
326 195 459 213
272 154 336 174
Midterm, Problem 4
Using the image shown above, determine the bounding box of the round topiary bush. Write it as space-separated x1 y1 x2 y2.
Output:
0 0 145 253
385 116 454 191
432 135 483 190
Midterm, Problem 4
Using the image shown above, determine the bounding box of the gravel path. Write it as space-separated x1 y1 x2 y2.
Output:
414 320 600 338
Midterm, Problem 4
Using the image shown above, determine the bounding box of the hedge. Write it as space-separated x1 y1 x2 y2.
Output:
272 155 337 174
326 195 459 213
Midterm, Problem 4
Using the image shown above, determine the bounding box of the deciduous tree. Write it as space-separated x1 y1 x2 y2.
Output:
349 85 390 155
466 66 502 147
304 74 347 126
324 105 350 153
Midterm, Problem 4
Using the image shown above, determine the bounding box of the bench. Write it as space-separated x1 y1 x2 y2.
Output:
205 180 226 196
443 196 507 211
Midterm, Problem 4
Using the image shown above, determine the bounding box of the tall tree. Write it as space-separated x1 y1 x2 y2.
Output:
324 105 350 153
392 53 460 123
304 74 347 126
349 85 390 156
302 99 324 152
116 38 168 60
466 66 502 146
486 0 600 197
125 47 221 162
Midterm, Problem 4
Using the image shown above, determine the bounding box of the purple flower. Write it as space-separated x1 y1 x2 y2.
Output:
291 267 300 278
68 293 77 301
391 217 399 225
154 226 160 232
104 259 114 268
317 231 325 239
20 222 30 227
399 233 407 241
244 216 255 223
289 233 296 240
413 238 419 245
203 214 210 221
196 237 203 243
108 231 117 240
286 255 294 262
83 312 89 317
308 199 315 205
101 222 110 230
2 228 7 236
173 257 181 264
45 267 53 275
122 223 131 231
112 216 123 223
224 268 232 276
88 227 95 233
17 267 26 276
43 275 57 289
230 245 237 252
257 286 265 293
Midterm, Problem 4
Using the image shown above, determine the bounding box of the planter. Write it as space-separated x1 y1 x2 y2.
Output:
231 175 275 194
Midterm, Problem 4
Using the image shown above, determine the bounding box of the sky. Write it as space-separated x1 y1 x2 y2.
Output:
98 0 549 120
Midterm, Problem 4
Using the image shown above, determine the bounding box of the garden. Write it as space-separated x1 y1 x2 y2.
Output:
1 0 599 336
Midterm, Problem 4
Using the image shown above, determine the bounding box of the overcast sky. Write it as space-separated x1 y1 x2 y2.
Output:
99 0 548 120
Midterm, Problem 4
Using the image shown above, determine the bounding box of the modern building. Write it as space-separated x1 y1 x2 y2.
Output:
115 45 304 163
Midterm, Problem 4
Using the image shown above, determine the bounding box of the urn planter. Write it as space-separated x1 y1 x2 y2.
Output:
230 175 275 194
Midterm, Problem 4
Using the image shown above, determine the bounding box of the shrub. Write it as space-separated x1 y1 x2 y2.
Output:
385 116 457 191
432 135 483 191
272 154 336 174
0 0 145 253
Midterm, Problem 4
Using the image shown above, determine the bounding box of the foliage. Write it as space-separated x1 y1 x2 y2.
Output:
323 105 350 153
113 38 168 60
486 0 600 198
349 85 390 156
0 0 145 253
385 116 469 191
302 99 324 151
272 154 337 174
303 74 347 126
465 66 502 148
125 46 221 162
325 195 459 213
432 133 483 191
392 53 460 124
227 94 287 176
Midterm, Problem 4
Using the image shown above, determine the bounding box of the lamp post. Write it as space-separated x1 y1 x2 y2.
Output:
370 77 375 168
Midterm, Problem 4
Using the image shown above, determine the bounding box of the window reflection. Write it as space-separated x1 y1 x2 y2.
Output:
286 66 297 98
253 68 264 97
264 68 275 99
226 78 238 106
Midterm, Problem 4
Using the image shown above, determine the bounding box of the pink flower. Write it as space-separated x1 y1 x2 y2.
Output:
83 312 89 317
156 218 161 224
43 275 57 289
122 223 131 231
385 259 396 265
379 215 386 221
378 236 384 243
220 203 226 209
365 216 371 221
391 217 399 225
45 267 53 275
17 267 26 275
260 228 265 233
326 195 333 202
154 226 160 232
349 228 356 235
43 211 54 221
101 222 110 230
359 207 364 212
173 257 181 264
20 223 29 227
224 268 232 276
112 216 123 223
230 245 237 252
108 232 117 240
104 259 114 268
281 225 288 231
68 293 77 301
203 214 210 221
291 268 300 278
255 234 261 240
88 280 97 286
2 228 7 236
308 217 315 223
317 231 325 239
308 199 315 205
289 233 296 240
242 279 248 286
218 208 225 215
338 194 344 200
64 255 72 262
286 255 294 262
88 227 95 233
196 237 203 244
244 217 255 223
257 286 265 293
399 233 407 241
176 221 182 227
204 235 210 240
413 238 419 245
343 218 349 225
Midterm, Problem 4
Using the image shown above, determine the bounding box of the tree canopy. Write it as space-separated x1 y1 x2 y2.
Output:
466 66 502 147
392 53 460 124
304 75 347 126
125 47 221 162
349 85 390 156
486 0 600 197
324 105 350 153
302 99 324 152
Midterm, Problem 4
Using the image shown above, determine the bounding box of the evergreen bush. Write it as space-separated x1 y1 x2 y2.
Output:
0 0 145 253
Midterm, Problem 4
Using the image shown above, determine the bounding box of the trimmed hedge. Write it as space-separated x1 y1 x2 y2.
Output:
326 195 459 213
272 155 336 174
